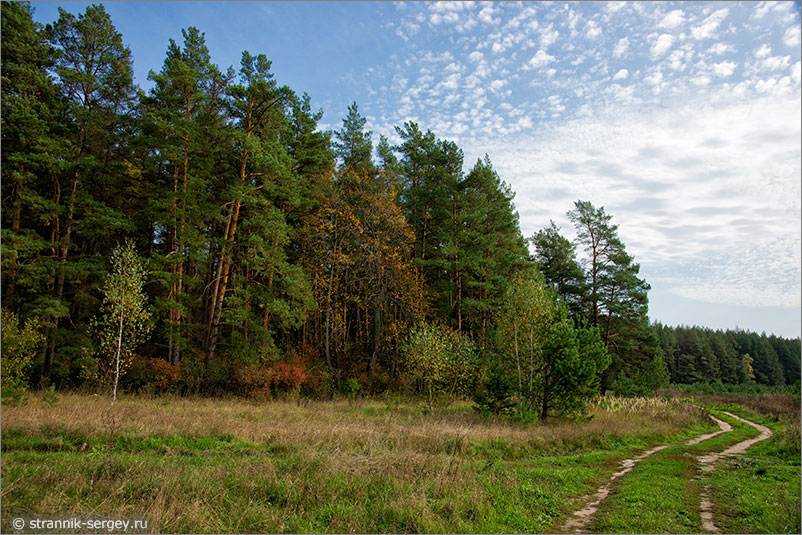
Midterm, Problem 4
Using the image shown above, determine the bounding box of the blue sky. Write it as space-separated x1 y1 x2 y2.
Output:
31 1 802 337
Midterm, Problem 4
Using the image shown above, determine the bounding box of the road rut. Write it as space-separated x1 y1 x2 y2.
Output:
698 411 773 533
562 414 732 533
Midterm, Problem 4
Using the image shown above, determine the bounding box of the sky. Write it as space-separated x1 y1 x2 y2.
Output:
30 1 802 338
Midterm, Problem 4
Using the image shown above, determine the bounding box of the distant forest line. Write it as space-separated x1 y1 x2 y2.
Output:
2 4 798 409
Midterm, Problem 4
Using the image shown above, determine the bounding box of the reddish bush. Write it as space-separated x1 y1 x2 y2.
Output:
232 364 272 398
267 362 307 393
233 362 307 399
147 358 181 392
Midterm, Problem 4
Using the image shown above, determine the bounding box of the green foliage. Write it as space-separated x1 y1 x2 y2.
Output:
334 102 374 174
91 242 152 399
655 323 800 388
473 358 517 415
342 377 361 399
491 273 610 421
669 381 801 395
565 200 662 393
1 3 794 408
531 221 586 318
41 384 60 406
402 322 478 412
1 308 44 391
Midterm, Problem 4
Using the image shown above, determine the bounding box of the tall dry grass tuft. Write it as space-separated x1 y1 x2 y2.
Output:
2 393 708 460
660 389 800 422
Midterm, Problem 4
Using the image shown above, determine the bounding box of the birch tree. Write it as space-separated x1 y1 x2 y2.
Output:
94 242 151 403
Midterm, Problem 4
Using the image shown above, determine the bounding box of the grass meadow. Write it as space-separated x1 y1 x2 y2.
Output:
1 392 798 533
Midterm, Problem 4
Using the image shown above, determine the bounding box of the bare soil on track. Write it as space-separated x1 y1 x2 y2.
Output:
562 411 762 533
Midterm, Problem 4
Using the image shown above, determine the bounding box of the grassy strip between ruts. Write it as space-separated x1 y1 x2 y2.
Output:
587 408 801 534
703 406 801 534
1 393 714 534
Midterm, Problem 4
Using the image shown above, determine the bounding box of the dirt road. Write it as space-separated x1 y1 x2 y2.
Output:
697 411 773 533
562 410 771 534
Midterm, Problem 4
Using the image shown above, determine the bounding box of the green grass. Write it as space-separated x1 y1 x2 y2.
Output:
590 450 703 534
705 409 801 534
0 434 615 533
586 412 755 534
587 408 800 534
1 393 797 534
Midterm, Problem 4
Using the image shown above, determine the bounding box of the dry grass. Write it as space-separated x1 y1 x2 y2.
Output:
1 393 713 533
660 389 800 422
1 393 709 458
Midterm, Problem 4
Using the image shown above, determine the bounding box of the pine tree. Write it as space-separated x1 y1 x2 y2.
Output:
494 272 609 422
753 335 785 386
40 4 137 383
206 51 296 370
395 124 469 330
334 102 374 175
460 157 530 346
143 26 231 365
1 1 66 327
531 221 586 318
568 200 665 393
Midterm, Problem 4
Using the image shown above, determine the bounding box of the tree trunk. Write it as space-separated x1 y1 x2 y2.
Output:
427 383 434 414
112 299 124 404
514 325 522 392
205 145 249 370
540 385 549 423
369 269 383 393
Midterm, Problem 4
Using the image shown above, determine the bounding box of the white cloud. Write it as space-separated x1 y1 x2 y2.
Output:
443 12 459 24
456 17 478 33
613 37 629 58
567 9 581 32
515 115 533 129
539 24 559 48
467 94 801 315
374 0 802 334
478 5 499 25
613 68 629 80
751 1 773 19
667 48 690 71
526 49 556 69
691 74 711 86
755 44 772 58
645 69 664 92
586 20 602 40
439 73 461 91
691 8 729 40
651 34 675 58
751 1 793 20
659 9 686 29
708 42 734 55
429 1 474 13
783 25 801 48
489 79 507 91
467 50 484 63
760 55 791 71
712 61 737 77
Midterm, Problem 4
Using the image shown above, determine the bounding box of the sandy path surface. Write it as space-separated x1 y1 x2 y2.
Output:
697 411 773 533
561 414 732 533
